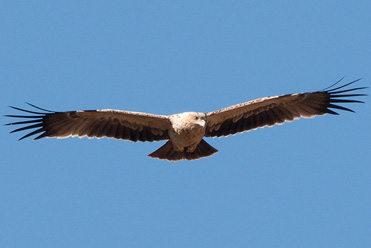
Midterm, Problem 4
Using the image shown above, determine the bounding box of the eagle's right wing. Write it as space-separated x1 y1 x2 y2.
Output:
6 104 171 142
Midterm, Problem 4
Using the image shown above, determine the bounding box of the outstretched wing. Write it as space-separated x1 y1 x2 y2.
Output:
205 79 367 137
6 104 171 142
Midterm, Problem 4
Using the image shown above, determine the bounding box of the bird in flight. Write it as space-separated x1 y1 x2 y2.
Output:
6 79 366 161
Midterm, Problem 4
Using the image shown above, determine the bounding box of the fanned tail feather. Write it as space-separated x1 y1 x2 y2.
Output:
148 139 218 161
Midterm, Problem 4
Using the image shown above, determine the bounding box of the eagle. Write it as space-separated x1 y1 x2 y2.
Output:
6 79 366 161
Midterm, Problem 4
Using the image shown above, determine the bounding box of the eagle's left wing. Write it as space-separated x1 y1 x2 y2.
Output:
205 79 366 137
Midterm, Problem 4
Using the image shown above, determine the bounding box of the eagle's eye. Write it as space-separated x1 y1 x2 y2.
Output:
195 116 199 120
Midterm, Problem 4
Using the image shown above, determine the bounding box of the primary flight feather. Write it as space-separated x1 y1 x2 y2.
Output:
6 79 366 161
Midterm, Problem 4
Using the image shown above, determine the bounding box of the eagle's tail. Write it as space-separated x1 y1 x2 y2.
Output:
148 139 218 161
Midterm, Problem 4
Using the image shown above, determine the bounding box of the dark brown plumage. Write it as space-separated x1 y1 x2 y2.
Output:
6 79 367 161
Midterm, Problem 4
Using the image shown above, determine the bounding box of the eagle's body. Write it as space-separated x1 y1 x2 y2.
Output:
168 112 206 152
6 79 366 161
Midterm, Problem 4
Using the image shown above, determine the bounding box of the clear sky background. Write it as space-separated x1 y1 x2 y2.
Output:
1 1 370 247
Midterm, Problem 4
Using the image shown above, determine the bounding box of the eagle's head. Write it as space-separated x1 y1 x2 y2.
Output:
169 112 207 129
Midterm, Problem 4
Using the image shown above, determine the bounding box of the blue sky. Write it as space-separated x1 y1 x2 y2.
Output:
1 1 370 247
